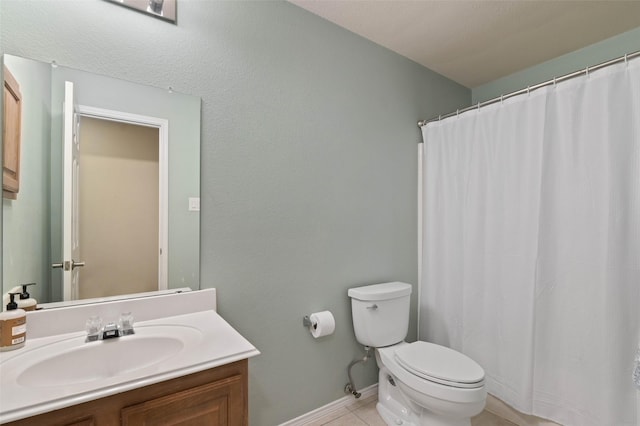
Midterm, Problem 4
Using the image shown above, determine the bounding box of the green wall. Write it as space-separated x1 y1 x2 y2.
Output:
473 26 640 103
0 1 469 424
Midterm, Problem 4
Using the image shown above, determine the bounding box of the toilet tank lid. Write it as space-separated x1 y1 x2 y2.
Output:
348 282 412 301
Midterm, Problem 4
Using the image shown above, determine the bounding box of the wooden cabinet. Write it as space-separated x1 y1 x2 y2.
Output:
4 360 248 426
3 65 22 200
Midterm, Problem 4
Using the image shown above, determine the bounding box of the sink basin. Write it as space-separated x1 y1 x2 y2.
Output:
19 336 182 387
4 325 202 388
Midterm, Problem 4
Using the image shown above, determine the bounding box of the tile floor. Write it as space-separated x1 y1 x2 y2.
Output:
303 394 516 426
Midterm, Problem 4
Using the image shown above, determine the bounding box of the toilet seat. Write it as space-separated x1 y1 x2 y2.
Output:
377 343 486 405
394 341 485 389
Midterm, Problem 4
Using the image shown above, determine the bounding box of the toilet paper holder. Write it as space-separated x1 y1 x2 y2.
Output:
302 315 315 329
303 311 336 338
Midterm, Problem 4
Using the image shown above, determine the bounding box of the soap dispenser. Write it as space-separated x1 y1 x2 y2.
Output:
0 293 26 351
17 283 37 311
2 286 21 311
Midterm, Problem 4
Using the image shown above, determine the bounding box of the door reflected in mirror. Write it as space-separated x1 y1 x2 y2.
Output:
2 54 200 307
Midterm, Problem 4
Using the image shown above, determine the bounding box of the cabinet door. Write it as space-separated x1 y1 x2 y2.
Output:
121 374 245 426
3 65 22 199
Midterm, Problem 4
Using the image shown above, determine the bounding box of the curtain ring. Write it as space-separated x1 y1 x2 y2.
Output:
625 54 629 66
553 77 557 87
477 102 480 111
586 66 590 78
500 94 504 105
456 109 459 117
438 114 442 121
527 86 530 95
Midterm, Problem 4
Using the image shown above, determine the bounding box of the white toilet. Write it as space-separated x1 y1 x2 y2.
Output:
348 282 486 426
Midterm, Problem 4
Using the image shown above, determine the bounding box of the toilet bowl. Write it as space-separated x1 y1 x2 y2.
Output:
376 342 486 426
348 282 487 426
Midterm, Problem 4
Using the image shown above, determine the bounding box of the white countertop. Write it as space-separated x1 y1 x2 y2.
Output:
0 290 259 424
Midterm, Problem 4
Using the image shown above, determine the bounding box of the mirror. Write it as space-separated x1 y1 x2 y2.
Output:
2 54 200 307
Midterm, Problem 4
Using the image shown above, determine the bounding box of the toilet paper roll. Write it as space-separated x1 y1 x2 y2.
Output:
309 311 335 338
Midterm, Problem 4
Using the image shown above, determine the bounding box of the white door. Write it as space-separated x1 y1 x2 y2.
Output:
62 81 84 300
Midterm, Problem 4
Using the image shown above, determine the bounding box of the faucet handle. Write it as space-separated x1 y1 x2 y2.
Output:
119 312 135 336
85 315 103 342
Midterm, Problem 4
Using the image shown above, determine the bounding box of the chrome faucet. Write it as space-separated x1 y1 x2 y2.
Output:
85 313 135 342
101 322 120 340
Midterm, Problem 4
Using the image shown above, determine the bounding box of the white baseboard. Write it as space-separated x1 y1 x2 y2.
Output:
279 383 378 426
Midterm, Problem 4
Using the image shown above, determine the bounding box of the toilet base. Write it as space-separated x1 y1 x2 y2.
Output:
377 366 473 426
377 402 471 426
377 401 417 426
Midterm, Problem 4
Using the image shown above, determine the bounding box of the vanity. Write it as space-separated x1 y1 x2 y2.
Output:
0 289 260 425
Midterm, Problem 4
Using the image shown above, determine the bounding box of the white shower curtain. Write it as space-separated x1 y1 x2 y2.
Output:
419 57 640 426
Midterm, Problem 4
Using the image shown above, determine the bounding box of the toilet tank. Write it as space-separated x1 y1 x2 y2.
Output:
348 282 412 347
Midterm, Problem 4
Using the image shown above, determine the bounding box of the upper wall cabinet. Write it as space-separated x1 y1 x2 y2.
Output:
3 65 22 199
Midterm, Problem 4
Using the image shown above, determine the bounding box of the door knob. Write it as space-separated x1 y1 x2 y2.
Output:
71 260 85 270
51 261 85 271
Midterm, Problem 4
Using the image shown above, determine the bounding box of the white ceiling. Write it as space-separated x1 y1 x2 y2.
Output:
289 0 640 88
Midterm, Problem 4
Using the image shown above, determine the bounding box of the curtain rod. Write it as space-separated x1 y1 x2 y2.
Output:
417 49 640 128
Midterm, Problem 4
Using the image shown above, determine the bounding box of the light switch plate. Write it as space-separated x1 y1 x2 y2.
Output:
188 197 200 212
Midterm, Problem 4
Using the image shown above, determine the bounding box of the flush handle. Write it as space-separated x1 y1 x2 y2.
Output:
366 304 378 310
